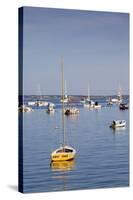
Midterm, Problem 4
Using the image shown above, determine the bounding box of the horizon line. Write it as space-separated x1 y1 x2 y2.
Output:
21 94 129 96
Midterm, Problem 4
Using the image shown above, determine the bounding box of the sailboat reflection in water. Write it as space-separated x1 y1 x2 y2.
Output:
51 59 76 162
51 160 75 171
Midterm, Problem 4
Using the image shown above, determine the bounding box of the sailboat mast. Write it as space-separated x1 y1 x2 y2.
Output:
61 59 66 147
87 83 90 101
88 83 89 100
38 84 42 100
117 84 122 101
65 80 67 97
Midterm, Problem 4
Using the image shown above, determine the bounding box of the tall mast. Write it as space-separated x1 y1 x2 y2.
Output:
38 84 42 100
88 83 90 100
117 85 122 101
65 80 67 97
61 58 66 147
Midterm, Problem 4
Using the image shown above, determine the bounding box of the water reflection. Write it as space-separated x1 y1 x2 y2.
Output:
50 160 75 172
111 127 126 134
50 160 76 191
65 115 79 122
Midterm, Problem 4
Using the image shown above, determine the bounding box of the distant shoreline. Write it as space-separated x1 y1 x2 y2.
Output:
20 94 129 98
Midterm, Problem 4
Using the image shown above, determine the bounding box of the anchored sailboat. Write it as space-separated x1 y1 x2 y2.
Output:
84 83 94 108
51 59 76 162
60 80 69 103
110 86 122 104
28 85 48 107
83 84 101 109
46 102 55 113
86 83 90 102
117 86 122 103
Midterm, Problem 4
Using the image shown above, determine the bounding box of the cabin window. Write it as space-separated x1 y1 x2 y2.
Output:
56 148 73 153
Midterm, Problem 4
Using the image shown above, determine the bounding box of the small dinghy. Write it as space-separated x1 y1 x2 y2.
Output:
110 120 126 128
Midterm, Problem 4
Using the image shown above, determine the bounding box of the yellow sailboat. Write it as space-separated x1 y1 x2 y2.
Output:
51 59 76 162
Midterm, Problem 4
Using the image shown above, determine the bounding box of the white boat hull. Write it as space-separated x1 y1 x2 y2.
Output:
110 120 126 128
64 107 79 115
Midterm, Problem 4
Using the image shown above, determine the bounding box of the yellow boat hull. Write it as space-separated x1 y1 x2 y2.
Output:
51 146 76 162
51 152 75 161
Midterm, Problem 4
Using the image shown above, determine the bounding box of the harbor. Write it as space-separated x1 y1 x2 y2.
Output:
19 95 129 193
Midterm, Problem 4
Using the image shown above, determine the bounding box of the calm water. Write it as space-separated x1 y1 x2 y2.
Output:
21 100 129 193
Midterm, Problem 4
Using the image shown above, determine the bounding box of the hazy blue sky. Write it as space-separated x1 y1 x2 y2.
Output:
22 7 129 95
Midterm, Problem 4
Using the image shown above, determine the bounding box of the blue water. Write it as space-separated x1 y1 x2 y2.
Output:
21 98 129 193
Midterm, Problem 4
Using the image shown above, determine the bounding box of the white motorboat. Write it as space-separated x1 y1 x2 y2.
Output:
111 98 119 103
84 100 95 108
27 101 36 106
64 107 79 115
28 100 48 106
110 120 126 128
19 105 33 112
36 100 49 107
93 101 102 109
80 98 86 104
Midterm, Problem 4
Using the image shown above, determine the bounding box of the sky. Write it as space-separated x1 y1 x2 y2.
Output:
21 7 129 95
